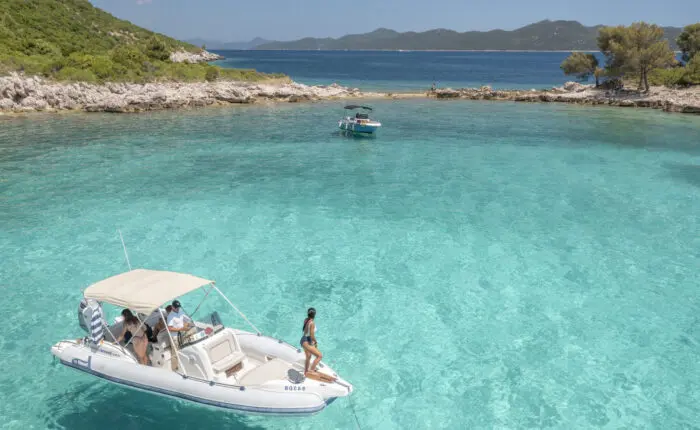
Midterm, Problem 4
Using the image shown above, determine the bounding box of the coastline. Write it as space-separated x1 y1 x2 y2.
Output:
425 84 700 114
0 73 376 114
1 74 698 115
247 49 682 53
251 49 598 53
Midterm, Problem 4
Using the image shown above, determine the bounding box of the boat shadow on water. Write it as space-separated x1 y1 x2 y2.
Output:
43 382 269 430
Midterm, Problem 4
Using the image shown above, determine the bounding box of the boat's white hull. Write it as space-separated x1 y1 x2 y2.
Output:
339 118 381 134
51 330 352 416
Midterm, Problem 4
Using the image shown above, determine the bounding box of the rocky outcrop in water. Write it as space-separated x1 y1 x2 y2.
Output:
0 74 364 113
431 82 700 114
169 49 224 63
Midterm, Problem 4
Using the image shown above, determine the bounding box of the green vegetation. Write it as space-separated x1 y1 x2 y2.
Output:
560 52 602 86
648 56 700 86
0 0 282 83
598 23 675 91
677 23 700 63
561 22 699 90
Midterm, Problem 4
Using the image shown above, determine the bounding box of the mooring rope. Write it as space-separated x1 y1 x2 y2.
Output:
347 395 362 430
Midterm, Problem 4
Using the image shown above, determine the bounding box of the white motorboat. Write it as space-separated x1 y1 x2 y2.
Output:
51 269 353 416
338 105 381 134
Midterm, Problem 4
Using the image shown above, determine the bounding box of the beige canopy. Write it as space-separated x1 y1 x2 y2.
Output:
84 269 214 315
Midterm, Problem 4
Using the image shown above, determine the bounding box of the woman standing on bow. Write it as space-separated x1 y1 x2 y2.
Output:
300 307 322 375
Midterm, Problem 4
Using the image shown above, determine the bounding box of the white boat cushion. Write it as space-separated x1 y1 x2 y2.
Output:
238 358 291 386
211 351 245 373
153 329 172 351
205 332 244 373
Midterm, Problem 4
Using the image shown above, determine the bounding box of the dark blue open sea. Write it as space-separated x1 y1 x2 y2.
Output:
213 50 601 91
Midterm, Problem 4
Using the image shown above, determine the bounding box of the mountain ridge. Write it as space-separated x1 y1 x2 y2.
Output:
186 37 272 50
256 20 683 51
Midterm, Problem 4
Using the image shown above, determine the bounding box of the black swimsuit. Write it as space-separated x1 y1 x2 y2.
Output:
300 321 315 346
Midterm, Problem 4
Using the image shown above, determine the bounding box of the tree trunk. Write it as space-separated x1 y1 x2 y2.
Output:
595 75 599 87
638 71 645 91
643 69 649 92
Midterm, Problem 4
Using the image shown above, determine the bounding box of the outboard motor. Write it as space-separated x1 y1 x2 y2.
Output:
78 298 102 333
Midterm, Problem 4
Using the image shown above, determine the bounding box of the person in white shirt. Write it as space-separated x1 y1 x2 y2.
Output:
166 300 193 333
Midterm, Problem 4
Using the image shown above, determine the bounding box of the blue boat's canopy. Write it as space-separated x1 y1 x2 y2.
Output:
344 105 373 111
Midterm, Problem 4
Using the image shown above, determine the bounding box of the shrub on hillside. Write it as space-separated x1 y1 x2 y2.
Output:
91 56 117 80
110 45 147 69
205 67 219 82
22 39 62 57
146 36 171 62
56 67 97 83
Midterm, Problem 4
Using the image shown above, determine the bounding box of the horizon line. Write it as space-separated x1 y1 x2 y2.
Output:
188 19 688 45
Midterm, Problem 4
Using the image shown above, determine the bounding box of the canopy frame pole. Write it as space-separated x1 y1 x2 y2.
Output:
190 285 213 318
211 284 261 335
96 315 137 362
160 308 188 377
118 229 132 271
101 318 119 343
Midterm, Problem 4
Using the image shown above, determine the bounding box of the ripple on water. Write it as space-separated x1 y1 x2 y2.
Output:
1 101 699 429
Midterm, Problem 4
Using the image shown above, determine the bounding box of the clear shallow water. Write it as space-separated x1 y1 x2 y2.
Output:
1 101 700 429
213 51 604 91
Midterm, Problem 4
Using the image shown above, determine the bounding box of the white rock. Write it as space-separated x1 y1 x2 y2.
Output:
169 50 224 63
20 96 48 110
562 81 592 92
0 98 15 110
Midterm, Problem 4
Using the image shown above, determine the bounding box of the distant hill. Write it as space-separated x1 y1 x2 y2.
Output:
256 20 683 51
187 37 272 50
0 0 277 82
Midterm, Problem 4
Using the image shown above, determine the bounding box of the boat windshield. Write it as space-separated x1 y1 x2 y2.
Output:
177 310 226 348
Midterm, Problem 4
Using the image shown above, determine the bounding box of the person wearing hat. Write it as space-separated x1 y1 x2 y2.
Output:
166 300 193 333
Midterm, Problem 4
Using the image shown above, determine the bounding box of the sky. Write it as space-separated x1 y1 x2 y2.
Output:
90 0 700 42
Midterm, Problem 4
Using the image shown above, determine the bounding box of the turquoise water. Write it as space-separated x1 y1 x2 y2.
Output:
1 100 700 429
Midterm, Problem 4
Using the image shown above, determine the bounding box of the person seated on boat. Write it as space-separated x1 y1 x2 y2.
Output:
300 307 323 375
166 300 193 333
150 305 173 341
116 309 150 366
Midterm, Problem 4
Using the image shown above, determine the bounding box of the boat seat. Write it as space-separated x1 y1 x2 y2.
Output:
204 332 244 375
238 358 290 386
153 329 173 351
211 351 245 373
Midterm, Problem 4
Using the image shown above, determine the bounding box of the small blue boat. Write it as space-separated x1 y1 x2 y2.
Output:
338 105 381 134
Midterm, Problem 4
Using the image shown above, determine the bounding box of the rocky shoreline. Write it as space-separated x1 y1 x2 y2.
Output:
0 73 371 113
430 82 700 114
1 74 699 115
